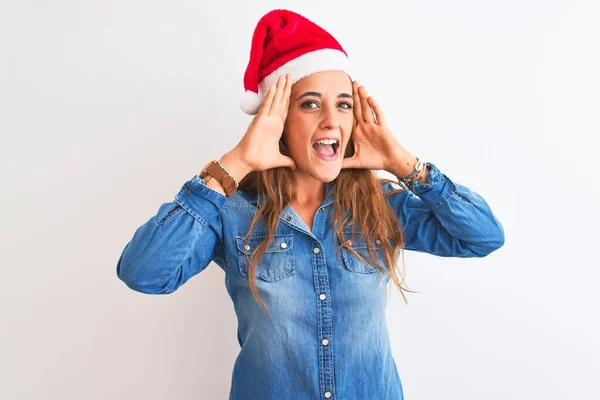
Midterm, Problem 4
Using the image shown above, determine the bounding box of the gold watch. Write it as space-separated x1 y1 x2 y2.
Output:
199 160 240 197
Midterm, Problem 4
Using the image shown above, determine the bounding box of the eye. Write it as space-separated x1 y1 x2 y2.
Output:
301 100 319 109
300 101 353 109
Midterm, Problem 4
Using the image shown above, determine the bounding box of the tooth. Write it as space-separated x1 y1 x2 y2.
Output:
315 139 338 145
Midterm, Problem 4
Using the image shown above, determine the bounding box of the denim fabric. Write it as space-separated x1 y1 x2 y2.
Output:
116 162 504 399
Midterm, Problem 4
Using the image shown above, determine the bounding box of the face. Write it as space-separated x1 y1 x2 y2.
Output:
282 70 354 182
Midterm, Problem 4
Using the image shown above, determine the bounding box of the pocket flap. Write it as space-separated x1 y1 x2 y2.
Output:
342 228 383 250
235 232 294 255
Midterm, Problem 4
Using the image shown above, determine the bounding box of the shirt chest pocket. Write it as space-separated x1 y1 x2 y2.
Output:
235 232 295 282
341 230 386 274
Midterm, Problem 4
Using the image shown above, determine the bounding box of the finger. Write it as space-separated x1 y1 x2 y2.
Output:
359 85 375 123
269 74 287 115
270 74 286 115
257 81 277 118
352 80 364 121
367 96 387 126
281 73 293 120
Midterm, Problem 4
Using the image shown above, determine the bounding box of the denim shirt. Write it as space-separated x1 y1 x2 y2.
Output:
116 162 504 400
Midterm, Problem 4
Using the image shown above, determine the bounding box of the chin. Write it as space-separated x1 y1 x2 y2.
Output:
313 166 342 182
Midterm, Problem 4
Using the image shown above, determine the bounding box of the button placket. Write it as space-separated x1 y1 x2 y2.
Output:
313 241 334 400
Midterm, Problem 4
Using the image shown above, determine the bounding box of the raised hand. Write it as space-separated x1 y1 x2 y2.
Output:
232 73 297 172
342 81 405 171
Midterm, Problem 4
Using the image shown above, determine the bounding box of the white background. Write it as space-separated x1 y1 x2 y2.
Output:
2 0 598 399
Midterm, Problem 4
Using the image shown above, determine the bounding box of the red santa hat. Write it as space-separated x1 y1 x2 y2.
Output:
239 9 353 115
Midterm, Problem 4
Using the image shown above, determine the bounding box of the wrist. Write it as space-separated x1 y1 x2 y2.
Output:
385 151 418 178
219 150 253 183
415 166 429 184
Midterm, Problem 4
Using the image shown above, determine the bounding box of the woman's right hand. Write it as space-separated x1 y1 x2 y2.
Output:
231 73 297 172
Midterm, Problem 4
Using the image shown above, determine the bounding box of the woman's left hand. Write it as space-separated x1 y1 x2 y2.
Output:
342 81 408 171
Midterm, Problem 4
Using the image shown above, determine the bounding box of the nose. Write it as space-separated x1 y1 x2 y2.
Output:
318 104 341 131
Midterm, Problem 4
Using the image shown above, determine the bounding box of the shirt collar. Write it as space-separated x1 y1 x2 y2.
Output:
238 181 336 208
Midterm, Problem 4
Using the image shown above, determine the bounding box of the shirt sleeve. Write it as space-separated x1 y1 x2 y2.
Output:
384 162 505 257
116 175 227 294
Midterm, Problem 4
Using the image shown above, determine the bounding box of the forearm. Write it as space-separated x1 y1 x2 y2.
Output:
385 149 428 184
384 161 505 257
117 174 227 293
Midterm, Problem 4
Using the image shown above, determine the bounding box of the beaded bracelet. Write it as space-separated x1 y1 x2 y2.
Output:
398 157 428 192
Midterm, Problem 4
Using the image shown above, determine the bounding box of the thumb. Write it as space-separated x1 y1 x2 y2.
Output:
278 155 297 171
342 154 362 169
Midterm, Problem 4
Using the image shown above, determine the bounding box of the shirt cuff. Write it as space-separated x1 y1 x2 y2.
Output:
397 162 458 209
174 175 227 226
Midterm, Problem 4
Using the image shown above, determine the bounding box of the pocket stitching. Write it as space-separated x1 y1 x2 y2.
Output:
341 229 383 274
235 232 295 282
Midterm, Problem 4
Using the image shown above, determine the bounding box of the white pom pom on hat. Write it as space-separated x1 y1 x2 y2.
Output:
239 90 262 115
239 9 354 115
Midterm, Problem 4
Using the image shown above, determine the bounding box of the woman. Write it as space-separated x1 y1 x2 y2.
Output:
116 9 505 400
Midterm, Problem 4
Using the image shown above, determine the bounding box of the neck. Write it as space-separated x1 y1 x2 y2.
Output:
292 171 326 206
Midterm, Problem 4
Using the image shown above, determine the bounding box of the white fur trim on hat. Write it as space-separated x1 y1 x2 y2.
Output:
258 48 353 98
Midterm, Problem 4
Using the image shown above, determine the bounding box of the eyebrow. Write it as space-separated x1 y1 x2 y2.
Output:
296 91 353 101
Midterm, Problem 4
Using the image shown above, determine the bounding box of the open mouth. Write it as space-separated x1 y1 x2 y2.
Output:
312 139 339 161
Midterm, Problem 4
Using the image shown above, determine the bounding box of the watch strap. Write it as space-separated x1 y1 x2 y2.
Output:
199 160 240 197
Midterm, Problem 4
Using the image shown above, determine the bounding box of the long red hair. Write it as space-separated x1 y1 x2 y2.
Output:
238 138 417 315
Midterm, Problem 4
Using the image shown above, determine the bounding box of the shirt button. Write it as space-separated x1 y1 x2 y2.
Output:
244 245 250 251
322 338 329 346
376 239 381 244
325 392 332 398
286 216 292 221
313 247 320 254
280 242 287 249
319 207 324 212
319 294 326 300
